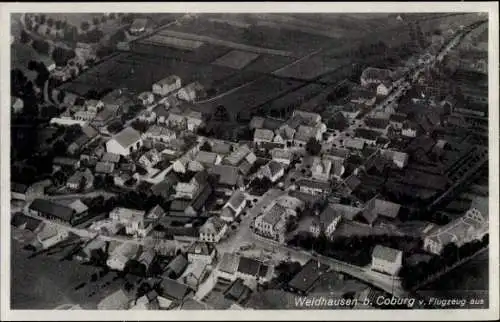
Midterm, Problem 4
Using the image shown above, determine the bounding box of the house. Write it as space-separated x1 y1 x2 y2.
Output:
254 128 275 145
155 278 192 306
164 254 189 279
145 204 166 226
105 127 143 156
199 216 228 243
95 161 115 175
349 85 377 106
401 121 420 138
66 168 94 191
138 149 162 170
376 81 393 96
11 183 33 201
364 117 389 130
293 125 325 147
53 157 81 171
142 125 176 144
186 111 204 132
296 178 330 196
166 111 187 130
392 151 409 168
137 110 157 123
67 125 99 155
175 171 207 199
274 124 296 144
254 203 288 243
292 110 322 125
371 245 403 276
342 137 365 150
287 259 329 295
28 199 80 225
153 75 182 97
311 157 332 182
186 241 217 265
177 82 206 102
310 206 343 238
11 96 24 114
36 224 69 249
216 252 240 281
354 128 380 145
210 165 241 189
340 103 362 119
236 256 270 282
424 196 488 255
130 18 149 35
75 238 107 262
109 207 152 238
256 160 285 183
223 278 253 305
137 249 157 275
360 67 393 87
221 191 247 222
11 213 43 232
194 150 221 168
183 261 209 290
270 148 293 166
106 242 140 271
389 113 406 129
151 173 179 199
97 289 131 310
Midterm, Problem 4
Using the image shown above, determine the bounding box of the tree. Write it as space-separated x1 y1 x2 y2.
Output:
52 47 76 66
40 14 46 25
31 39 50 55
199 141 212 152
55 20 62 30
81 21 90 31
305 137 322 156
101 15 108 23
20 30 30 44
47 18 54 28
78 175 87 192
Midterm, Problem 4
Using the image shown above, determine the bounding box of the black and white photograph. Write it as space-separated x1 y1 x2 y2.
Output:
1 2 498 320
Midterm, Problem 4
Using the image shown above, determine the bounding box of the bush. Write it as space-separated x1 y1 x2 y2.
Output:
305 137 322 156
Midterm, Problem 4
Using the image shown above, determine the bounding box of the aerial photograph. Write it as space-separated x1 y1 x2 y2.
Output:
9 11 489 311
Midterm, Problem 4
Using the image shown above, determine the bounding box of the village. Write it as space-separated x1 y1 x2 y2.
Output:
10 13 489 310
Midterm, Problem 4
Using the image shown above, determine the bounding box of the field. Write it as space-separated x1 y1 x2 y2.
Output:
242 54 296 73
198 76 304 117
59 52 245 97
129 41 231 64
212 50 260 70
11 43 45 81
260 83 327 115
273 53 352 81
166 16 336 56
139 34 204 50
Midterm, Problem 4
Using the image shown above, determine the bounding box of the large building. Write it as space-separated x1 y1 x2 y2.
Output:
105 127 143 156
424 197 489 255
153 75 182 96
28 199 84 226
371 245 403 276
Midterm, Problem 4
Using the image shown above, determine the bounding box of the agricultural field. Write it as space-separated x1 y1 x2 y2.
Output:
129 41 231 64
58 52 259 97
242 54 296 74
11 42 45 81
212 50 260 70
198 76 305 118
165 16 336 56
273 53 352 81
259 83 327 115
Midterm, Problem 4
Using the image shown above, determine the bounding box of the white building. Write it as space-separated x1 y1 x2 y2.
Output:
254 203 287 244
311 157 332 182
270 148 293 166
109 207 151 238
221 190 247 222
142 125 176 144
36 224 69 250
371 245 403 276
199 216 228 243
310 207 342 238
186 242 217 265
153 75 181 97
105 127 143 156
177 82 205 102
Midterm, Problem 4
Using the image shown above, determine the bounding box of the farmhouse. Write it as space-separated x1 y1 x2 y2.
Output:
177 82 206 102
106 127 143 156
199 216 228 243
371 245 403 276
153 75 182 97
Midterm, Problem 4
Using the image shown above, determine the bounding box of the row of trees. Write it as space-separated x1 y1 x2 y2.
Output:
399 234 489 290
288 231 422 267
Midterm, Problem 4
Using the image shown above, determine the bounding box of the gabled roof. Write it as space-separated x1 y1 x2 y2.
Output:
254 128 275 141
95 161 115 174
166 254 188 275
372 245 402 263
227 190 246 210
187 241 215 256
200 216 226 235
158 278 191 302
101 152 120 163
211 165 240 186
237 256 262 277
262 203 286 227
288 259 329 294
218 252 240 274
195 151 219 165
29 199 75 222
110 127 141 149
